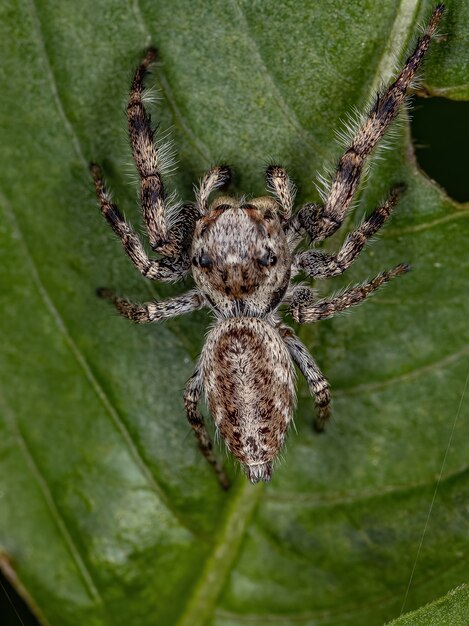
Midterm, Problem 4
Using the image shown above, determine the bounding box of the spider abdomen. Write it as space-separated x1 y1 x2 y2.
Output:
201 318 296 483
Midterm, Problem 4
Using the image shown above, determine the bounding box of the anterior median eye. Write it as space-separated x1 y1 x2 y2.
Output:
199 252 213 268
258 250 277 267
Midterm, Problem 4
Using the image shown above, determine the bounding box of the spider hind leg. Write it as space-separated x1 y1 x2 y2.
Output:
296 5 444 243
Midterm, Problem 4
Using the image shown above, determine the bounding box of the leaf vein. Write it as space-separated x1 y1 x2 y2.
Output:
366 0 421 98
29 0 88 170
0 396 104 608
231 0 328 159
214 554 468 623
0 188 195 535
265 463 469 505
333 343 469 397
132 0 214 163
383 207 469 237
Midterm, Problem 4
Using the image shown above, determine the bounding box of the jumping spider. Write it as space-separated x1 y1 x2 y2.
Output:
91 6 444 488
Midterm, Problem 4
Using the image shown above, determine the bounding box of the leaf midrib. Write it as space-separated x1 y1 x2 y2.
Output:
176 481 263 626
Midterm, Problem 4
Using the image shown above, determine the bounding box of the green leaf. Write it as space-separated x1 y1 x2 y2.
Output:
388 584 469 625
0 1 468 625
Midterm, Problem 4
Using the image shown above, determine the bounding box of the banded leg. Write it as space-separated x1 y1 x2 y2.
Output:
97 288 204 323
184 367 230 490
280 326 331 432
283 203 321 251
196 165 232 214
91 164 189 281
161 203 201 259
298 5 444 242
290 263 410 323
130 49 206 257
294 186 403 278
128 47 174 252
266 165 296 218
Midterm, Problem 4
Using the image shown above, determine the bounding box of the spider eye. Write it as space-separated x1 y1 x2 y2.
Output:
198 252 213 269
258 250 277 267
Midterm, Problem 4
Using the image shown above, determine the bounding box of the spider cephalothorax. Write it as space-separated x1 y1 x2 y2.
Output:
91 6 444 488
191 192 291 317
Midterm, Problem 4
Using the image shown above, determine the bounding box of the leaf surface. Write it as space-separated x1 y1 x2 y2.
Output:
0 1 468 625
388 584 469 625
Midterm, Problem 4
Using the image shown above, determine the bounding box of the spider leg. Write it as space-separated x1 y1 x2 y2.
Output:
280 325 331 432
294 185 403 278
91 165 189 281
283 203 321 252
297 5 444 242
162 202 202 258
128 47 175 252
184 366 230 490
265 165 295 218
290 263 410 323
97 288 204 323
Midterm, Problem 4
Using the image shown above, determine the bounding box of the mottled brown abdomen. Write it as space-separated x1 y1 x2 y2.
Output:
201 318 296 482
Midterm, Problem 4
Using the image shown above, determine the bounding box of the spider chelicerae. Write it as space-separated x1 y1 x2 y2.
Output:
91 6 444 488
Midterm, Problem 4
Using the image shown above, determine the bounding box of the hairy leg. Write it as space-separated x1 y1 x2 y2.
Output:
97 288 204 323
128 47 174 252
294 185 403 278
290 264 410 323
280 326 331 432
184 367 230 490
91 164 189 281
162 202 201 259
297 6 444 242
283 203 321 252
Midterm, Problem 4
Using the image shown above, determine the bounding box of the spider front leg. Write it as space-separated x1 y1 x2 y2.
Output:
294 185 403 279
128 47 174 253
280 326 331 432
97 288 205 323
127 48 203 258
184 367 230 490
290 263 410 324
91 164 189 281
297 5 444 242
